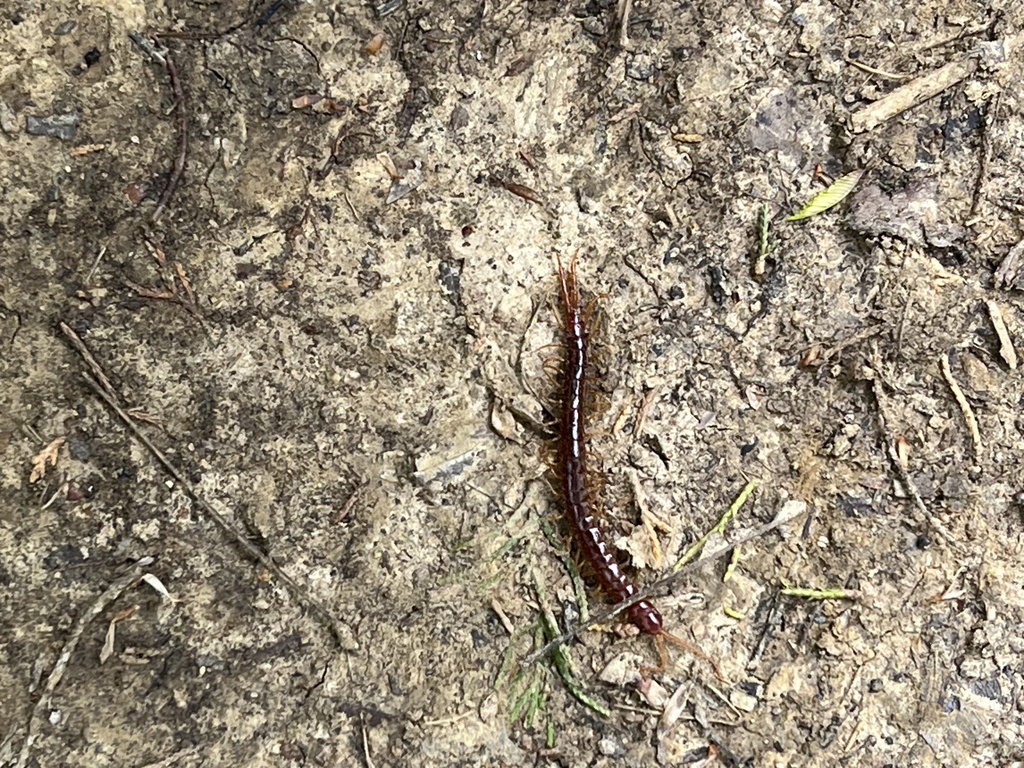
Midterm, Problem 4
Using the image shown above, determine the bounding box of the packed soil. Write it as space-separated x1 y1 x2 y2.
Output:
2 1 1024 766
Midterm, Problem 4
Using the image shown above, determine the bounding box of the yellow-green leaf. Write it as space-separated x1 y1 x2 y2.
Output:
786 169 865 222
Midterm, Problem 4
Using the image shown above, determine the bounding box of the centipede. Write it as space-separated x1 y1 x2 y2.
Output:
555 255 721 679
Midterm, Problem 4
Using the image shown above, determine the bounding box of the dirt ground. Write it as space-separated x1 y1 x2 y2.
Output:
2 0 1024 766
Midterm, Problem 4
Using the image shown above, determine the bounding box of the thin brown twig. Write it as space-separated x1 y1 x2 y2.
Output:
939 352 982 457
867 357 958 545
61 344 356 650
969 93 999 218
632 384 661 438
151 41 188 223
59 322 120 405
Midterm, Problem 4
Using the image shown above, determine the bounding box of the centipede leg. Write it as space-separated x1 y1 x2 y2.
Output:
656 629 727 682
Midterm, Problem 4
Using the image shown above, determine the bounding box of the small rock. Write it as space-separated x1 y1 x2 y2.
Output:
26 113 81 141
626 54 655 81
581 17 606 37
730 683 761 712
478 694 499 721
0 99 16 135
598 652 644 686
961 352 994 396
448 104 468 131
598 737 624 756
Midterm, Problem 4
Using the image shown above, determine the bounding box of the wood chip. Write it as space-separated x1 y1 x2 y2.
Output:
363 32 385 56
985 299 1018 369
70 143 106 156
939 352 981 457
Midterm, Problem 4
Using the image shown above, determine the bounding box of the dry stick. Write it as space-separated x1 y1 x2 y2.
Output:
16 558 153 768
617 0 634 49
74 370 354 651
969 94 999 218
849 53 979 133
844 56 913 81
939 352 982 458
985 298 1018 370
59 322 120 404
522 504 804 668
360 714 377 768
151 41 188 224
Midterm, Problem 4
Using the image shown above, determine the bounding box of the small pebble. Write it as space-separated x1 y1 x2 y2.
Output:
26 113 81 141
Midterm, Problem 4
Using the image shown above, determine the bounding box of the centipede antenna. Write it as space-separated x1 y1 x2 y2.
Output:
556 252 580 309
658 629 726 682
647 632 670 677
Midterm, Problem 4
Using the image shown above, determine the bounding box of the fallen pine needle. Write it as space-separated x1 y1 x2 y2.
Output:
674 480 758 572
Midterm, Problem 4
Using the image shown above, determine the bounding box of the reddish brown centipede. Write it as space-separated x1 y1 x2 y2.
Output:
555 255 721 678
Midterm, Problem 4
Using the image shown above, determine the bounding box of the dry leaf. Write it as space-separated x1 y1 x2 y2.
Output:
141 573 171 600
29 436 66 483
657 681 692 741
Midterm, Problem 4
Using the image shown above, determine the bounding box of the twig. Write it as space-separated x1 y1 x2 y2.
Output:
16 558 153 768
753 203 775 279
939 352 982 457
986 298 1018 369
781 586 861 600
128 30 167 65
617 0 634 49
969 94 999 218
85 245 107 283
59 322 120 405
844 56 913 81
331 481 366 524
673 480 758 572
361 714 376 768
632 384 661 438
151 41 188 223
522 499 804 667
80 371 355 649
850 53 978 133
